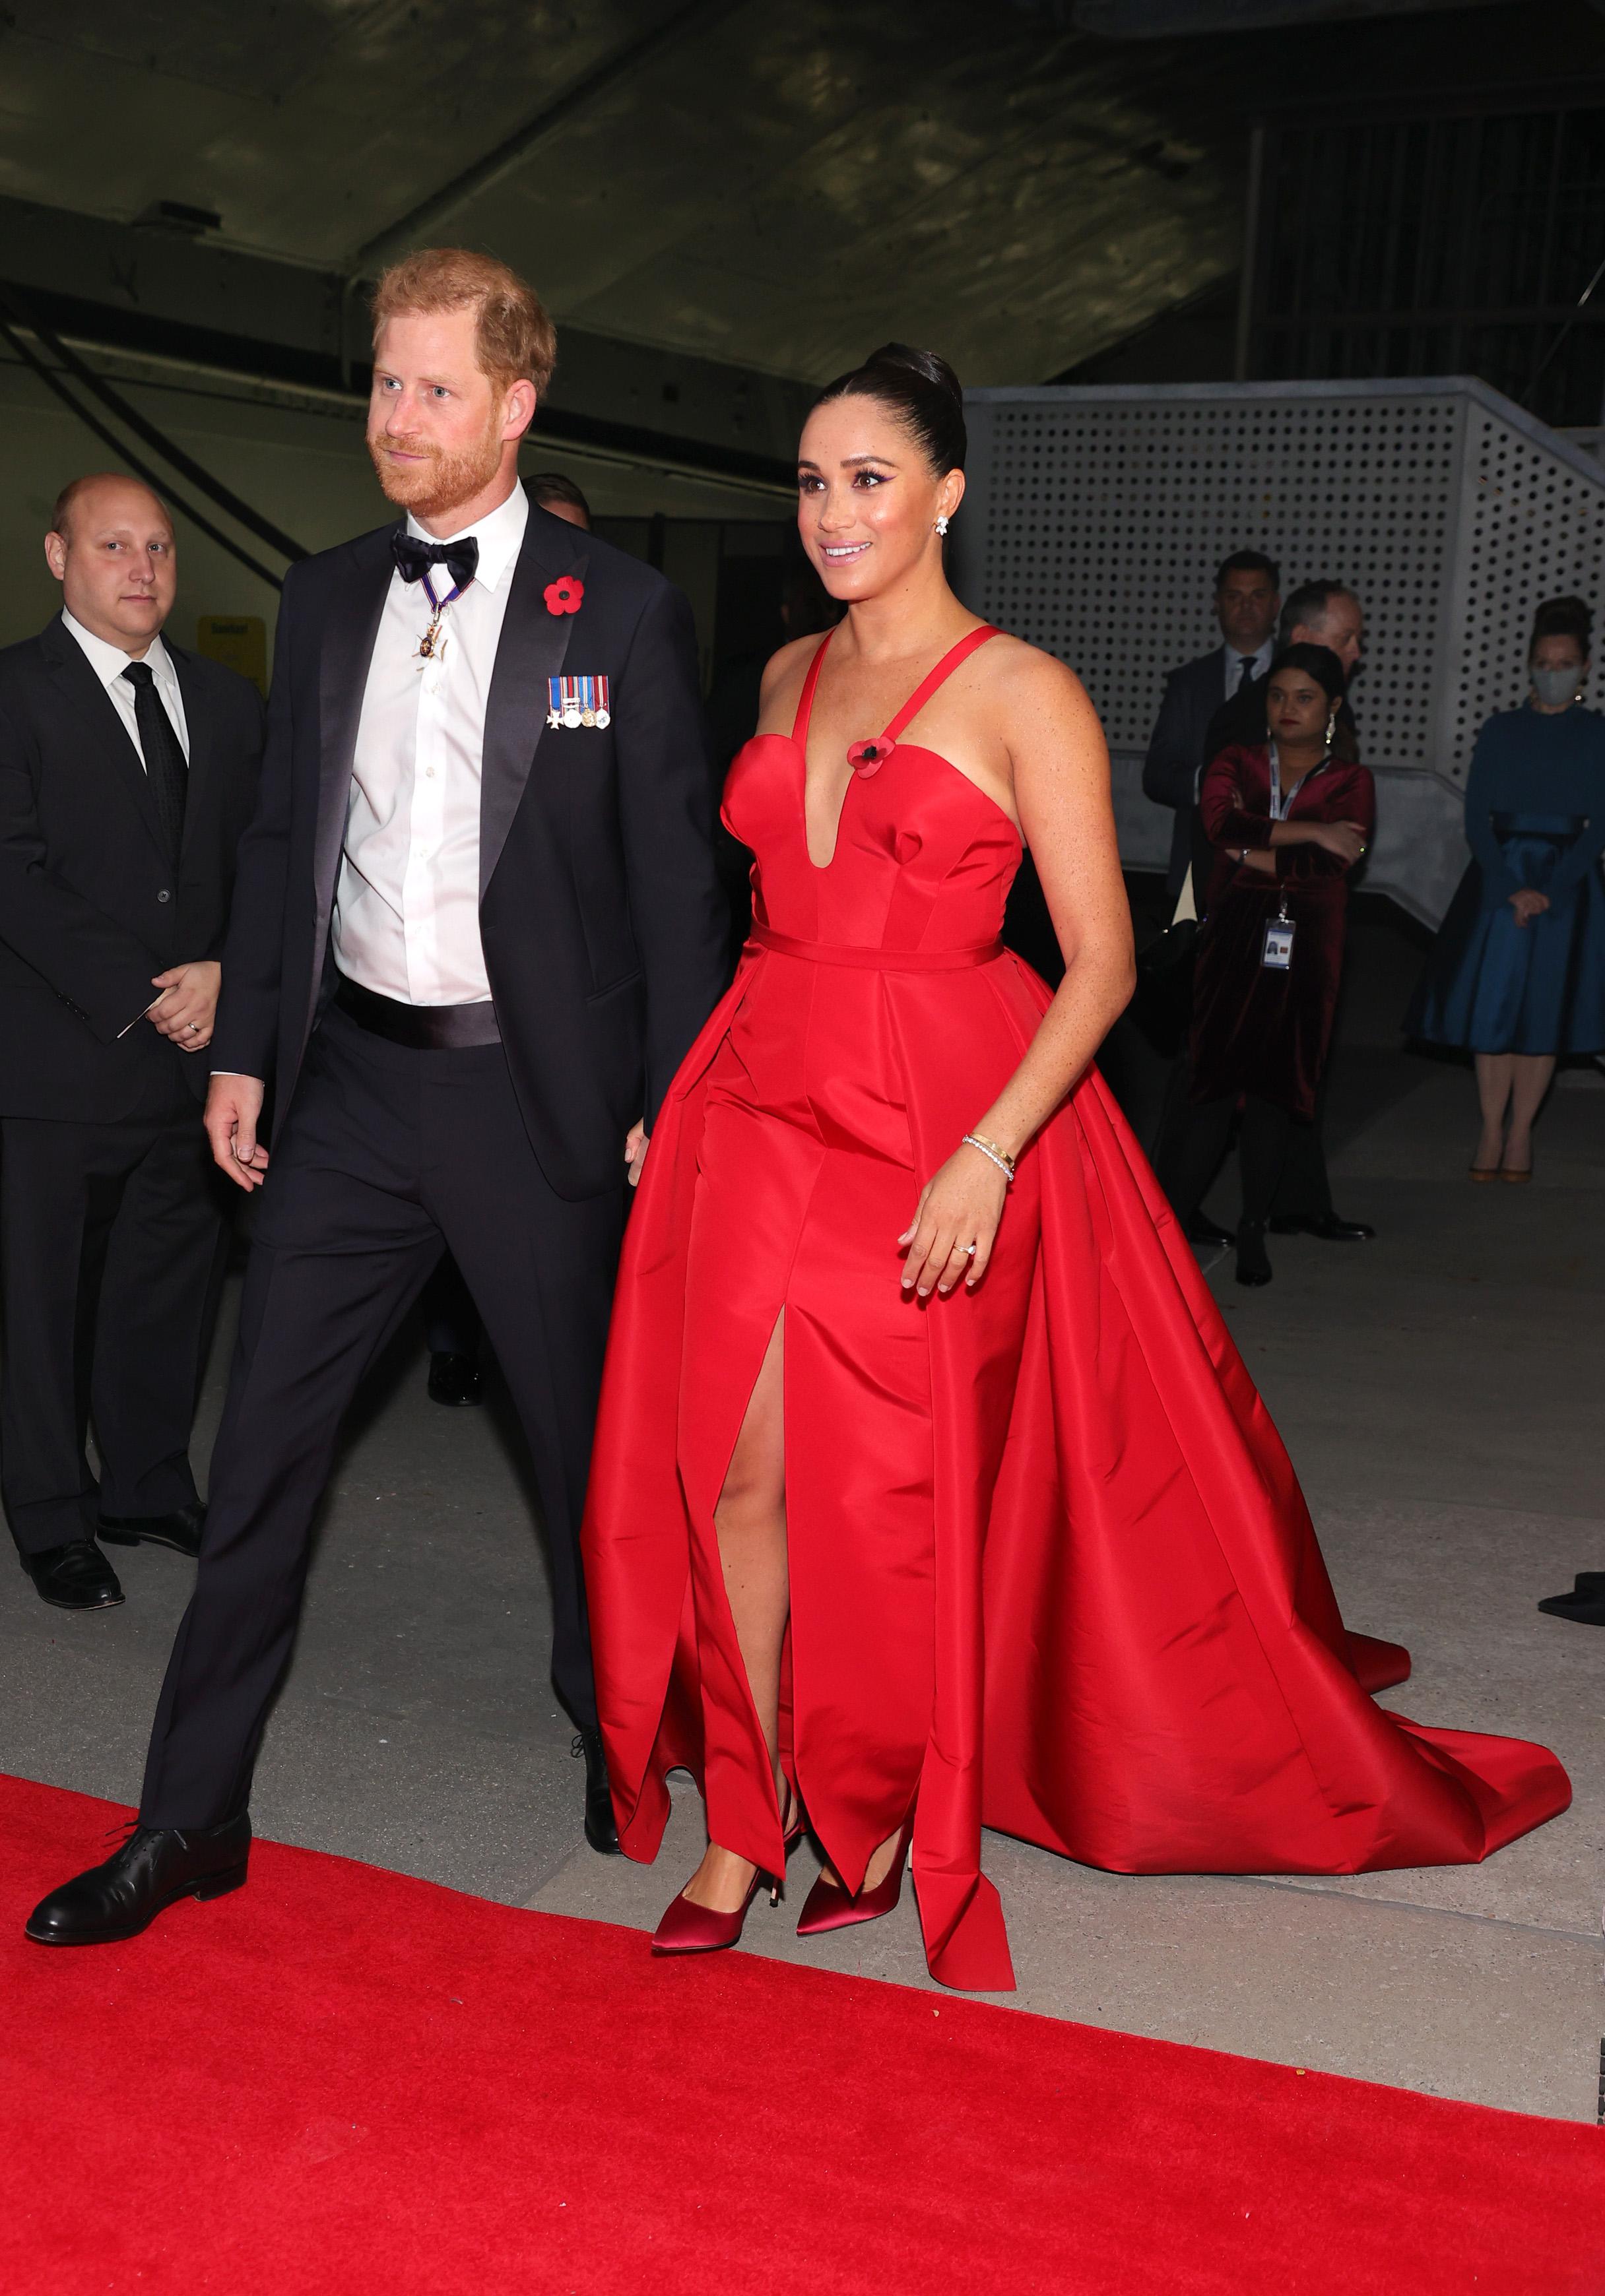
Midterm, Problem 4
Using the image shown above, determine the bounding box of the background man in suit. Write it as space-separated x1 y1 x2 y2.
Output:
1200 577 1374 1246
1144 550 1280 914
0 476 263 1612
419 468 595 1414
28 249 728 1946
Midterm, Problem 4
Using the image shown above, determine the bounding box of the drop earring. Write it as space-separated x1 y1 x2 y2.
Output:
935 515 950 537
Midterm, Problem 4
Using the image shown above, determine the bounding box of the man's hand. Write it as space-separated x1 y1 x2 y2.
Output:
205 1073 269 1191
1509 887 1550 928
625 1120 649 1188
148 960 222 1050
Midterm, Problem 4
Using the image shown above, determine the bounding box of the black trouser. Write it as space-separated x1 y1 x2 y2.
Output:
1269 1070 1336 1221
138 1008 622 1830
422 1250 482 1360
1162 1093 1292 1232
1 1108 229 1554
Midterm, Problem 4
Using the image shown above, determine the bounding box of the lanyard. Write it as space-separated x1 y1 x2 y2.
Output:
1267 741 1330 821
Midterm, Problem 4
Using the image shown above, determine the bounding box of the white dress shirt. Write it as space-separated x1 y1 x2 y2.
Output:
61 610 190 765
1225 635 1274 701
333 482 529 1007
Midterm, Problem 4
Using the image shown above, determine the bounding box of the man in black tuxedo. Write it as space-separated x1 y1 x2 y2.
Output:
26 251 727 1944
1198 577 1374 1246
1144 550 1280 913
1141 552 1279 1242
0 476 263 1611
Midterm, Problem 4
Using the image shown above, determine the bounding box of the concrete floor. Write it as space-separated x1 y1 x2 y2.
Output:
3 907 1602 2121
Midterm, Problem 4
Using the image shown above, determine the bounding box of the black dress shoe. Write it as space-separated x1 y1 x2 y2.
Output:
1235 1220 1273 1287
1268 1212 1375 1242
98 1501 206 1558
1538 1574 1605 1626
1185 1213 1235 1249
428 1352 484 1407
25 1811 250 1946
20 1541 123 1610
573 1727 621 1855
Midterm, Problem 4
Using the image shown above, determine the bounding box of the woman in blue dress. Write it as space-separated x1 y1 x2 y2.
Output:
1409 596 1605 1179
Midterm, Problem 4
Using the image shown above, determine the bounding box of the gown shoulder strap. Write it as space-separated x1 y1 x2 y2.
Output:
883 625 1003 743
791 629 836 748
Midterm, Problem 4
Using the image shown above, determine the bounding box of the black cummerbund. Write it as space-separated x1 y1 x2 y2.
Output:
335 975 502 1050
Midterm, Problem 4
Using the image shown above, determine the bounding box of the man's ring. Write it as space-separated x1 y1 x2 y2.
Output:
188 1021 199 1033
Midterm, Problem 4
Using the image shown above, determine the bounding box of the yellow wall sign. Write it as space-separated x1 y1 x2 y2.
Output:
195 615 267 695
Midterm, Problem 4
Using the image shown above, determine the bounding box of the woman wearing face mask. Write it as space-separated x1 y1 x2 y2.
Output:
1408 596 1605 1178
1161 644 1374 1287
581 350 1566 1996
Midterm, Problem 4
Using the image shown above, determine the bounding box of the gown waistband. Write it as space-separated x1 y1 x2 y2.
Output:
1491 812 1586 843
748 924 1004 971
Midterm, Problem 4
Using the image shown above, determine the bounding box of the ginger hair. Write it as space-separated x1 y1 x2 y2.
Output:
371 247 556 397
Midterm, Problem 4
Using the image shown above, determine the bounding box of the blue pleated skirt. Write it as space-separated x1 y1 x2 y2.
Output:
1408 814 1605 1054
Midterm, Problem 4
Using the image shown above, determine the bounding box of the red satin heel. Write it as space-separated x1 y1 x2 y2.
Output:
653 1779 802 1958
796 1821 911 1937
651 1865 774 1956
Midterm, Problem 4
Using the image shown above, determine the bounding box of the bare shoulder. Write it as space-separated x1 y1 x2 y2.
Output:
972 633 1104 754
756 631 829 730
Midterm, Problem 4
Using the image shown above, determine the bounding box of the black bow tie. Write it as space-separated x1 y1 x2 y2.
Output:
391 531 479 594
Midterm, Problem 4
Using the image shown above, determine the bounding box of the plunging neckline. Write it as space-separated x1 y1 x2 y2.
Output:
792 624 1011 871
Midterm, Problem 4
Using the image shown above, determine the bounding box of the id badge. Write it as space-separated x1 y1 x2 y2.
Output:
1262 918 1295 970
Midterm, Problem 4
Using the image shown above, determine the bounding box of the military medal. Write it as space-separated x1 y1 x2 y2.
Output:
547 675 611 729
414 567 469 662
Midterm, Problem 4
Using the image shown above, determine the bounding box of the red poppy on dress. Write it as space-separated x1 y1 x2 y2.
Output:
544 576 584 616
847 736 895 779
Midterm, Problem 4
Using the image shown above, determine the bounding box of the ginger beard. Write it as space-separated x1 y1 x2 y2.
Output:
368 399 505 522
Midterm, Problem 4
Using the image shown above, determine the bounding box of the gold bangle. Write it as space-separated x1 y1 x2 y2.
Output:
962 1132 1016 1183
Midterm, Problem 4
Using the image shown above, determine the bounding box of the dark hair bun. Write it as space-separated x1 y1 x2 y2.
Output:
812 342 966 474
1531 594 1592 657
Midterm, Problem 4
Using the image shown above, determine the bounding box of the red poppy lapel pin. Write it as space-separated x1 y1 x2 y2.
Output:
544 575 584 616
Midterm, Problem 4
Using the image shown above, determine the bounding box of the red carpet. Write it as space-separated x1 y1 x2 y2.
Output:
1 1774 1600 2295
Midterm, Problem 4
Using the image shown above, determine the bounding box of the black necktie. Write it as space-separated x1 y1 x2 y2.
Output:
1237 655 1258 694
120 660 187 859
391 531 479 595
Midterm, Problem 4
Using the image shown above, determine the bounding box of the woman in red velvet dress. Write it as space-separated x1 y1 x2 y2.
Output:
581 347 1569 1994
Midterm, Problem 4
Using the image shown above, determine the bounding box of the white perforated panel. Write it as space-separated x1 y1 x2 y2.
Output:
1447 410 1605 776
956 381 1605 790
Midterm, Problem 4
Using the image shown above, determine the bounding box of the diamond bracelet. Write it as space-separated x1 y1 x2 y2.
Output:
961 1132 1017 1184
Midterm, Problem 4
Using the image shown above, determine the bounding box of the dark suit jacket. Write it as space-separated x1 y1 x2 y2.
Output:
211 492 728 1203
0 616 265 1122
1143 645 1232 901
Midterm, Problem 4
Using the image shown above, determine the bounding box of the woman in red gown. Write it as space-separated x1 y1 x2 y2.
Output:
582 346 1569 1994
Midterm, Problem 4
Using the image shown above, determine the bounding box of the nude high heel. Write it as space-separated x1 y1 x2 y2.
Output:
795 1819 911 1937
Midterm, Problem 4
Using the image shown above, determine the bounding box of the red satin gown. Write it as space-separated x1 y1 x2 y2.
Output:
582 625 1570 1993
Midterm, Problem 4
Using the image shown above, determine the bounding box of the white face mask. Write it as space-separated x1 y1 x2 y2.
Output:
1532 665 1582 708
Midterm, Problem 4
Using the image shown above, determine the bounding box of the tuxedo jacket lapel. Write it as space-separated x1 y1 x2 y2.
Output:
480 532 587 903
39 621 168 865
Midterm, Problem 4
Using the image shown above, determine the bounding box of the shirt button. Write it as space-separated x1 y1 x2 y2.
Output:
156 889 170 903
425 768 436 778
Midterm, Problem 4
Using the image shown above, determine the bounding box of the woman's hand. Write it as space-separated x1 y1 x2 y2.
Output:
1509 887 1550 928
1304 819 1369 865
899 1142 1011 1300
624 1120 649 1186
